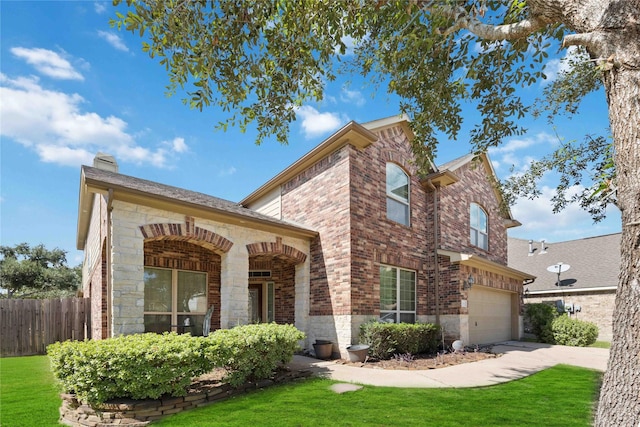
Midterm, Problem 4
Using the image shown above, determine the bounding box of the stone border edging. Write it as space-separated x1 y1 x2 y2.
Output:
59 368 314 426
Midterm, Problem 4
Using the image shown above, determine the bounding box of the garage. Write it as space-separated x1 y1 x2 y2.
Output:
468 286 515 345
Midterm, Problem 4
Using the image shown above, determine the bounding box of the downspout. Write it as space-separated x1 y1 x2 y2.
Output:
106 189 114 337
425 180 440 325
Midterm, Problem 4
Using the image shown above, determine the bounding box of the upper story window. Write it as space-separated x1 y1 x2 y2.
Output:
470 203 488 250
386 163 410 226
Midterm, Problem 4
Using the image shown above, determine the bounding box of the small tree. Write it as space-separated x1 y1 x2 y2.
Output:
524 303 557 342
0 243 80 299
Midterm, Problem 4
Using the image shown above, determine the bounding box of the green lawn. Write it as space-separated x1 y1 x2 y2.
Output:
0 356 61 427
0 357 601 427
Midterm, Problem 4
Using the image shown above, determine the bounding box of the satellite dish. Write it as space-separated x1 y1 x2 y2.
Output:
547 263 570 286
546 263 570 274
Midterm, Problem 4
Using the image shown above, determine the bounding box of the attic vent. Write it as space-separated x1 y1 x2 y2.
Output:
249 270 271 278
528 240 534 256
540 239 547 254
93 153 118 173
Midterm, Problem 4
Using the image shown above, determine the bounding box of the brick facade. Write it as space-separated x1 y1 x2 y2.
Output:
438 161 508 265
80 116 528 354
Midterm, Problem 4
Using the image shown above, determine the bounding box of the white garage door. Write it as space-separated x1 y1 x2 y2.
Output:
468 287 513 345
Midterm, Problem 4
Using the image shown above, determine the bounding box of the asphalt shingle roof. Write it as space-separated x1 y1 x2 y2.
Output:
508 233 620 292
81 165 316 235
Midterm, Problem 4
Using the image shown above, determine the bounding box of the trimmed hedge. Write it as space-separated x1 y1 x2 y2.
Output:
359 321 440 360
549 315 598 346
205 323 305 387
47 323 304 405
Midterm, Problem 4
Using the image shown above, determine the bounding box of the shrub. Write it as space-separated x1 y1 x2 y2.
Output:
47 323 305 405
47 333 214 405
549 315 599 346
204 323 305 386
524 303 557 342
359 321 439 360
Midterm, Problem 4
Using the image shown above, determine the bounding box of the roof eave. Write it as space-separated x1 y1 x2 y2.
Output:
526 286 617 295
438 249 536 282
76 168 93 250
82 176 318 240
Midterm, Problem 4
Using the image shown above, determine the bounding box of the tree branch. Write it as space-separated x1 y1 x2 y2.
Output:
430 5 549 40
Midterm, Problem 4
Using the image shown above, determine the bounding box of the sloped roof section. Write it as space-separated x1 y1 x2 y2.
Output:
77 166 316 249
508 234 621 293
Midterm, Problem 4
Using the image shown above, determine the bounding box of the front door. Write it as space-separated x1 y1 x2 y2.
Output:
248 284 263 323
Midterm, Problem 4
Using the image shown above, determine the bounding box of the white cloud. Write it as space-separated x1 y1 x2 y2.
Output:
510 185 614 242
542 46 581 84
295 105 345 138
94 2 107 14
489 132 557 172
336 35 357 56
97 31 129 52
340 87 366 107
217 166 237 177
170 137 188 153
0 74 178 168
10 47 84 80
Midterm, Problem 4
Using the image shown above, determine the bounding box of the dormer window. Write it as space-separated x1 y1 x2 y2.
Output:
386 163 410 226
470 203 488 250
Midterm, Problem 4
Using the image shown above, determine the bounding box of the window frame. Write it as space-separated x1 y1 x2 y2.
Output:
386 163 411 226
143 266 208 334
379 265 416 324
470 202 489 250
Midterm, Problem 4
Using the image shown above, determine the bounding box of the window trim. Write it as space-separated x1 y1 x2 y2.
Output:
386 163 410 226
470 202 489 250
379 265 416 324
143 266 208 333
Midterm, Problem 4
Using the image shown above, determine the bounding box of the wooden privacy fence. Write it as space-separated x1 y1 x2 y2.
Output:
0 298 91 357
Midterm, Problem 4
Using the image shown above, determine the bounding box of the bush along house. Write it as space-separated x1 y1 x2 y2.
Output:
77 115 534 358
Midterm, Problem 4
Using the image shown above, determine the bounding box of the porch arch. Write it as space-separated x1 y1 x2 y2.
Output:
246 237 307 265
139 217 233 254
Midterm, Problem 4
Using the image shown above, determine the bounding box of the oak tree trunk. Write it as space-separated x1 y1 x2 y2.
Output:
526 0 640 424
595 57 640 427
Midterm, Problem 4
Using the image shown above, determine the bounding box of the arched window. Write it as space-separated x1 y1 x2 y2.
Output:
386 163 410 226
470 203 488 250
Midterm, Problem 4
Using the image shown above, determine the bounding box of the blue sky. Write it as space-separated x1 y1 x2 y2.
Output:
1 1 621 266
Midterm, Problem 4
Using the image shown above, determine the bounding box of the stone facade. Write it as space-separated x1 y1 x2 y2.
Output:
85 198 309 339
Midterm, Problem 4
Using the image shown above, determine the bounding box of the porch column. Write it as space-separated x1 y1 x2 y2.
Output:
294 256 311 342
220 243 249 328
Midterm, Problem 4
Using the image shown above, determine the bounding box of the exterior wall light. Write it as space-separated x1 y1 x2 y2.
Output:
463 274 475 290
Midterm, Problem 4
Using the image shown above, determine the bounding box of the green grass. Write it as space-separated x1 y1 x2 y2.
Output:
0 357 601 427
156 365 601 427
589 341 611 349
0 356 61 427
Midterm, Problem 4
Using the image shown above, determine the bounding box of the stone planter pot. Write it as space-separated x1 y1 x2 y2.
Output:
346 344 369 363
313 340 333 360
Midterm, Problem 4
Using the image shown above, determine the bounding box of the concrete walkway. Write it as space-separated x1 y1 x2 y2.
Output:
287 341 609 388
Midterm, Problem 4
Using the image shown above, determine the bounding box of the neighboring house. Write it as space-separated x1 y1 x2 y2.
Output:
77 115 533 357
508 234 620 341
